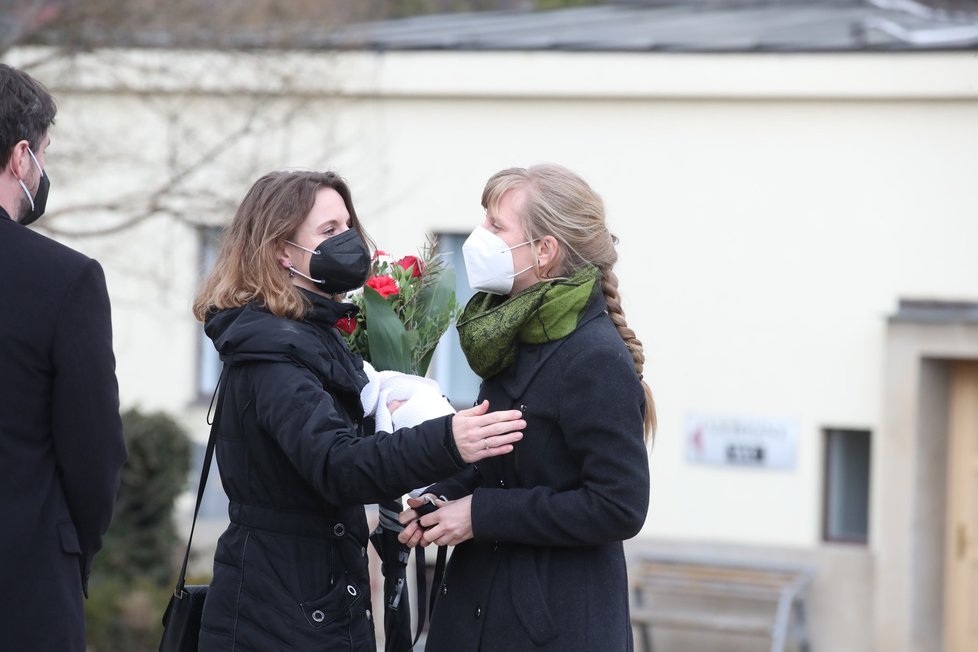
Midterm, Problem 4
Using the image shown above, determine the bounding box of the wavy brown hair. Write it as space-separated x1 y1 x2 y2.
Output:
482 163 657 442
193 170 372 322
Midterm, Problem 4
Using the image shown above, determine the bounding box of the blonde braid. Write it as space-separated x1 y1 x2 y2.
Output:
601 267 657 443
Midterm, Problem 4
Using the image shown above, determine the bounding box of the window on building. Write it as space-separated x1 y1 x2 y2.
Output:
823 428 871 543
197 226 222 400
431 233 481 409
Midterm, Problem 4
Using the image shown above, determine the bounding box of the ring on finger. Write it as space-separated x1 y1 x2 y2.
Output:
484 438 490 450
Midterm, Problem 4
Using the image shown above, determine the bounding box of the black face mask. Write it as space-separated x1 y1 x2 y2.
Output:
287 228 371 295
18 147 50 226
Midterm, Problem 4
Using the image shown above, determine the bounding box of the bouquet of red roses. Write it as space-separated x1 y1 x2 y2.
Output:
338 238 460 376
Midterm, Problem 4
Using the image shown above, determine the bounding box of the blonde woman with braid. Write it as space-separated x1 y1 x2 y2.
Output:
399 163 654 651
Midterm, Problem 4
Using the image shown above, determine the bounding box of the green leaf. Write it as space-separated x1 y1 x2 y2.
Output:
412 266 459 375
417 348 436 377
420 266 458 325
363 285 414 373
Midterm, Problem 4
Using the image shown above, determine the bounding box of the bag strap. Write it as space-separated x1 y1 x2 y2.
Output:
428 544 448 620
413 546 427 646
410 541 448 646
174 365 226 596
408 495 451 645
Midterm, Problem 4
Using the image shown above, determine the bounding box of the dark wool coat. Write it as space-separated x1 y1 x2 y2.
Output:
0 211 127 652
198 291 466 651
424 293 650 652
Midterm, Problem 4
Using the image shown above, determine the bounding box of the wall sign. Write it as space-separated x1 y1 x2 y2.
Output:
685 412 799 470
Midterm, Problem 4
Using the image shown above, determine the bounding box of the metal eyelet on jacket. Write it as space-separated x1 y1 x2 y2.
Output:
311 610 325 623
333 523 346 537
346 584 357 596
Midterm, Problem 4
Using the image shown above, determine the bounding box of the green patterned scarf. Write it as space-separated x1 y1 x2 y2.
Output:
457 265 599 379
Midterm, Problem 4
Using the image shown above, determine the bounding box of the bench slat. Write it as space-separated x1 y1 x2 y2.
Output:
634 581 787 602
630 609 774 636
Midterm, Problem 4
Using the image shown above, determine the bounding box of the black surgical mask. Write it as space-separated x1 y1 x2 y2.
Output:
18 147 50 226
286 228 371 294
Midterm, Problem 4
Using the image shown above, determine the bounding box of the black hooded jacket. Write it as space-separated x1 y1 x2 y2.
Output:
197 291 465 651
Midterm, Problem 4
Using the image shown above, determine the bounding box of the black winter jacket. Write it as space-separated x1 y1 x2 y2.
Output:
198 291 465 651
423 292 650 652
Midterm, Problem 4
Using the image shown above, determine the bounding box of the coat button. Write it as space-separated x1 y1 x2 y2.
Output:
441 584 447 596
334 523 346 537
312 610 325 623
474 605 482 619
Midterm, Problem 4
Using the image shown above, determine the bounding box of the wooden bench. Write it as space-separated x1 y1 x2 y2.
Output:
629 553 815 652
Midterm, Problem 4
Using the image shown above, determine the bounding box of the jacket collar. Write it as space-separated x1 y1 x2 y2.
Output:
494 291 608 401
204 293 366 408
298 287 359 330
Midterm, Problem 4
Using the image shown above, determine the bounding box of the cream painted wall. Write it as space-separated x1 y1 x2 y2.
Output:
11 47 978 556
335 95 978 550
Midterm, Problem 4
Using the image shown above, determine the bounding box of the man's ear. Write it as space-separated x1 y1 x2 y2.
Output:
8 140 30 180
536 235 560 276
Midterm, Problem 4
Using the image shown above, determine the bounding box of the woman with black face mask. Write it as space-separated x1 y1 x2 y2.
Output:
191 170 525 651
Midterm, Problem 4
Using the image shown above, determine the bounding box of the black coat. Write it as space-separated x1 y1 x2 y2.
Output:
424 293 650 652
0 212 127 652
198 291 467 651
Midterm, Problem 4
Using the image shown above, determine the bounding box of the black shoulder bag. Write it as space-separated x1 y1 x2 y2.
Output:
159 368 225 652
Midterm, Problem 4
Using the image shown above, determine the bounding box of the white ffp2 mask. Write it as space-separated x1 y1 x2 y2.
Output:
462 225 533 295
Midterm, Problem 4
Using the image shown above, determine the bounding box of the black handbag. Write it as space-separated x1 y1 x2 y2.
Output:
158 584 208 652
159 369 224 652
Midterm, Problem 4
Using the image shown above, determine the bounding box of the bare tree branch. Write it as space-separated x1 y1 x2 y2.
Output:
39 96 271 237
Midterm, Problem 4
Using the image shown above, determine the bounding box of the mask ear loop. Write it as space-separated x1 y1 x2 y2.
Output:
16 148 43 212
285 240 321 256
284 241 325 284
17 179 35 211
503 239 537 280
288 264 325 285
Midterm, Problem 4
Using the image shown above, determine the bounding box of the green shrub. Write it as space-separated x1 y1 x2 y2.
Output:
86 408 193 651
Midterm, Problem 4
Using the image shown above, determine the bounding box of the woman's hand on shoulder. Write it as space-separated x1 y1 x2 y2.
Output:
451 400 524 463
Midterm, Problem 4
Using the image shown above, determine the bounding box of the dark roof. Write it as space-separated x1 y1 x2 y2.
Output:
322 0 978 52
13 0 978 52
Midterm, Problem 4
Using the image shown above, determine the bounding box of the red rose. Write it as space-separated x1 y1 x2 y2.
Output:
334 315 357 335
395 255 423 278
366 275 399 298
